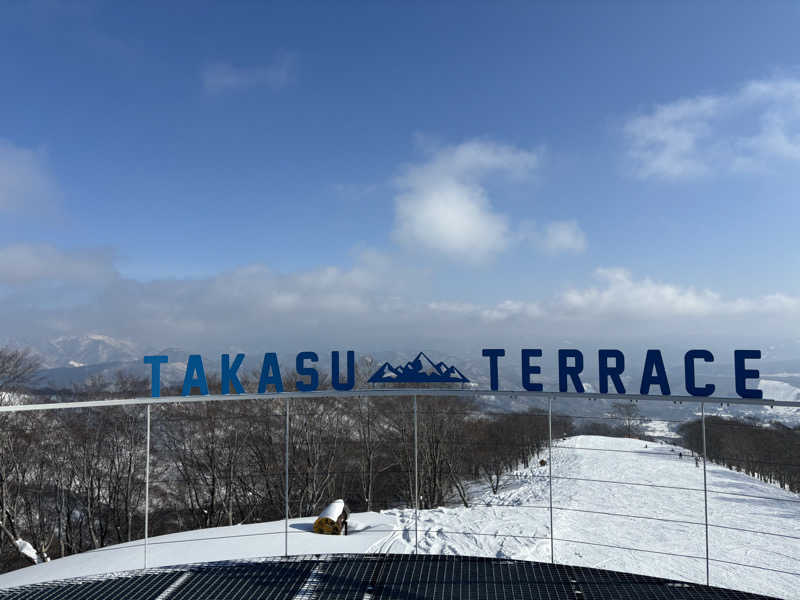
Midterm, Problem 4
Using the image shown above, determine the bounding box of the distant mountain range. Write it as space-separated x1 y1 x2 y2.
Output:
13 335 185 389
34 334 140 368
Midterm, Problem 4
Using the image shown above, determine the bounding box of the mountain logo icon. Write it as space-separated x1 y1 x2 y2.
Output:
367 352 470 384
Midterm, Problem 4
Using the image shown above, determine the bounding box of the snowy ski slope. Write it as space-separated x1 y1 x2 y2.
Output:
380 435 800 599
1 435 797 598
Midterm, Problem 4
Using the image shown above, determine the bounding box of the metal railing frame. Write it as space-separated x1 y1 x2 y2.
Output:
2 388 799 587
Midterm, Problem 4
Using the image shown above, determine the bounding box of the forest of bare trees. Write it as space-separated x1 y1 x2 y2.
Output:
5 344 799 576
0 348 570 573
678 416 800 494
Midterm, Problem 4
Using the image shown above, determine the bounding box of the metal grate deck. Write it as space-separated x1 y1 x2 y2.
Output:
0 570 184 600
0 554 780 600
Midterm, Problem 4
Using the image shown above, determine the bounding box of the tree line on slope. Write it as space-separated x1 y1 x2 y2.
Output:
0 347 571 573
678 416 800 493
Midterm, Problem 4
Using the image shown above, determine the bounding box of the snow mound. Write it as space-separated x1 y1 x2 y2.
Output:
13 540 40 564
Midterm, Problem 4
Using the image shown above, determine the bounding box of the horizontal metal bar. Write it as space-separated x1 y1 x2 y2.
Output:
0 387 796 413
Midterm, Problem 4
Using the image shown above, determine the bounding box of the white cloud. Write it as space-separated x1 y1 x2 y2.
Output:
428 299 544 322
541 220 587 254
481 300 545 322
428 301 479 314
557 267 800 319
624 77 800 179
426 267 796 327
559 268 724 318
624 97 719 179
202 53 296 93
392 140 540 263
0 244 116 285
0 140 56 213
1 244 798 349
515 219 587 255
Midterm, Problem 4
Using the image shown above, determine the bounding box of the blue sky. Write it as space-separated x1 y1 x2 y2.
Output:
1 1 800 354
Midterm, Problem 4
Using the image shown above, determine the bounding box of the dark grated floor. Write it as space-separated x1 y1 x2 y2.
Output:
0 554 781 600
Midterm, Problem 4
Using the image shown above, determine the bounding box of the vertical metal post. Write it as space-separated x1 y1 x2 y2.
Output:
284 395 289 557
414 394 419 555
548 395 554 564
144 404 150 570
701 402 710 586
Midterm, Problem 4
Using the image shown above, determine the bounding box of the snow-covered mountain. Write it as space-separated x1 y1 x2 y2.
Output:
0 391 28 406
1 435 796 598
21 336 182 389
759 379 800 403
32 334 140 369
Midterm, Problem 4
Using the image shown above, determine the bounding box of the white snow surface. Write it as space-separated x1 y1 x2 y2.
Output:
2 435 798 598
380 436 800 598
0 512 395 589
642 419 681 439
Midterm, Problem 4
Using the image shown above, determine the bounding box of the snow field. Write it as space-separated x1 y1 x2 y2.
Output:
2 435 798 599
0 513 396 589
378 436 800 599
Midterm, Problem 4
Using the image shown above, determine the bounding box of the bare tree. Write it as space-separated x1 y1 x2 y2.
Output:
611 402 642 437
0 347 46 565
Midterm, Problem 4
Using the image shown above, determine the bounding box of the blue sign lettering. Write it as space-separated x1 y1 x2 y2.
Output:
142 347 767 400
598 349 625 394
559 349 584 393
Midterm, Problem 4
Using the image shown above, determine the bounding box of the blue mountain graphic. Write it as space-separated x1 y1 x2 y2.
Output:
368 352 470 384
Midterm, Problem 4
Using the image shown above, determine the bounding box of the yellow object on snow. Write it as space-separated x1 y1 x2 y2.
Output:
313 499 350 535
